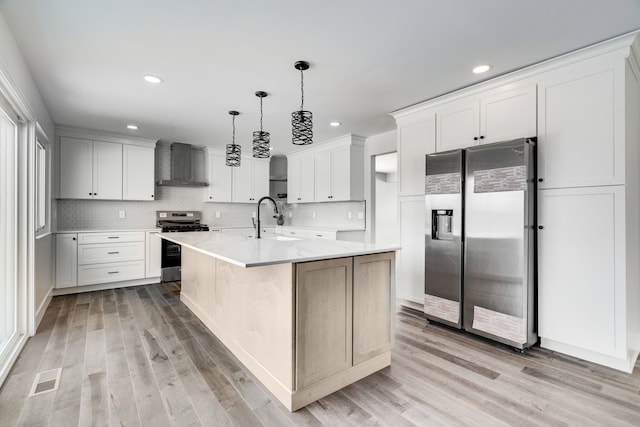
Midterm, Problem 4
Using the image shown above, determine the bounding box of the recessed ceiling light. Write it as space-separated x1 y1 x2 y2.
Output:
144 75 163 84
330 122 341 127
472 65 492 74
126 124 139 130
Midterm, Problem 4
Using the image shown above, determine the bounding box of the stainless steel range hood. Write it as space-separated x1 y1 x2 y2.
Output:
157 142 209 187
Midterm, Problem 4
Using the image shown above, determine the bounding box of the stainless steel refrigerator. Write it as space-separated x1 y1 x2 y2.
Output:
425 138 537 349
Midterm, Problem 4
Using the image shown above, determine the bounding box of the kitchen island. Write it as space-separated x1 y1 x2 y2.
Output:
160 231 398 411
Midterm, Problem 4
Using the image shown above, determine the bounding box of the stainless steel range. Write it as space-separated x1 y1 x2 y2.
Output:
157 211 209 282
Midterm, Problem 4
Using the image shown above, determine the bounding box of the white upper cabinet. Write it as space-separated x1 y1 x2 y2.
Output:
287 153 315 203
57 127 157 201
435 84 537 152
396 110 436 196
123 145 155 201
232 157 270 203
59 137 122 199
92 141 122 200
205 149 232 202
314 150 332 201
205 151 269 203
436 98 480 151
537 58 623 189
59 137 94 199
287 134 364 203
480 85 537 144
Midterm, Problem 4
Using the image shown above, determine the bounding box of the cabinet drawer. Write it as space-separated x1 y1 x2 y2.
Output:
282 229 304 238
306 231 336 240
78 241 145 265
78 260 145 285
78 231 145 244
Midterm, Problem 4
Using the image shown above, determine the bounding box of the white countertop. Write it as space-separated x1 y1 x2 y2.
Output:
159 231 399 268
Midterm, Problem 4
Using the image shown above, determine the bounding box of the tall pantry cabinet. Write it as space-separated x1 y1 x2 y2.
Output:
391 32 640 372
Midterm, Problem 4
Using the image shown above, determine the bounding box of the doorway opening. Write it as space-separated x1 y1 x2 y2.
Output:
372 152 398 244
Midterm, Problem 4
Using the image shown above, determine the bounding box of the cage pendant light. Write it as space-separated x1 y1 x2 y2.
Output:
252 91 271 158
226 111 241 167
291 60 313 145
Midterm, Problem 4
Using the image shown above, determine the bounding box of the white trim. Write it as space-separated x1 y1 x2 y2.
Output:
391 31 640 120
284 133 365 158
56 126 158 147
0 334 27 387
34 287 53 331
52 276 160 296
541 337 639 373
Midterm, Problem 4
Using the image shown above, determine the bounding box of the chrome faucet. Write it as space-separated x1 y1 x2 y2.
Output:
256 196 279 238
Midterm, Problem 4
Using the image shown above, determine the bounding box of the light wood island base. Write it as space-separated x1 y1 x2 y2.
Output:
180 247 395 411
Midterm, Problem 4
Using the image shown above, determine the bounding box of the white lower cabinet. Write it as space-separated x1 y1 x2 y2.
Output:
56 230 159 291
396 196 425 306
538 186 629 363
55 233 78 289
146 231 162 278
77 232 145 286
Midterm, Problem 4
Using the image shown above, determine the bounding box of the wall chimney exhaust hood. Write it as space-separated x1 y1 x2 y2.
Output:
156 142 209 187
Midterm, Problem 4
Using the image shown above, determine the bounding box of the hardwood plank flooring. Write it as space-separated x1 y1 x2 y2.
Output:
1 283 639 426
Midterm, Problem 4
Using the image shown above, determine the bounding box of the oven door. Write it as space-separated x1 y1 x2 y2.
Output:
161 238 182 282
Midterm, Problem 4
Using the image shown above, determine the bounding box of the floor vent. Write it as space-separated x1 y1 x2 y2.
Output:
29 368 62 397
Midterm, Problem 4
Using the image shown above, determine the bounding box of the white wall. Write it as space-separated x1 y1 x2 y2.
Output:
364 130 397 243
0 11 55 332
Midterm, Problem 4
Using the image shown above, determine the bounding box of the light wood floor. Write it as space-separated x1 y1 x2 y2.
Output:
1 283 639 426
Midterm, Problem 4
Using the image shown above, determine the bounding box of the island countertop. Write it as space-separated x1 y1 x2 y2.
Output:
159 231 399 267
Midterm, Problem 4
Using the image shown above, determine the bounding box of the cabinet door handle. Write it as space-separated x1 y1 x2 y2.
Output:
473 137 479 141
108 236 119 239
538 178 544 182
297 197 301 200
538 226 544 230
316 234 323 237
479 135 485 140
107 251 120 254
108 271 119 274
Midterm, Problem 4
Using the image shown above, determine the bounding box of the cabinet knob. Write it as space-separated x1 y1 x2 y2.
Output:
89 192 92 195
209 196 212 199
473 137 478 141
72 237 76 240
479 135 485 140
151 195 154 198
538 226 544 230
538 178 544 182
297 197 301 201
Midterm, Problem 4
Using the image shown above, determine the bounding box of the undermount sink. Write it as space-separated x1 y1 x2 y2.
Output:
247 234 302 241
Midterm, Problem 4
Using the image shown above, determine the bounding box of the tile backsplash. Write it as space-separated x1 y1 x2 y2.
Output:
56 142 365 231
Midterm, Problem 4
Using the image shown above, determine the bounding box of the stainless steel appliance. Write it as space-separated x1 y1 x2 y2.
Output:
424 150 464 329
425 138 537 350
156 211 209 282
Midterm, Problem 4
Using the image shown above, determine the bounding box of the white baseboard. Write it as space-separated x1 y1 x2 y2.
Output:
0 334 28 388
52 276 161 296
34 287 53 331
540 337 639 373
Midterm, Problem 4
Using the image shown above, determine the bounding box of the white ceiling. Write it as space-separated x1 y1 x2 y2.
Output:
1 1 639 155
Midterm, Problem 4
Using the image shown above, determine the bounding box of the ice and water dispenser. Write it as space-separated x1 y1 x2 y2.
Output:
431 209 454 241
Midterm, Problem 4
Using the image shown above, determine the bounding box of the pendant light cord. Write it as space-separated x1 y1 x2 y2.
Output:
300 68 304 111
260 96 264 132
232 114 236 145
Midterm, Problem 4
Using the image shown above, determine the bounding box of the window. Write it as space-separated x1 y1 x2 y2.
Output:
35 128 50 235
